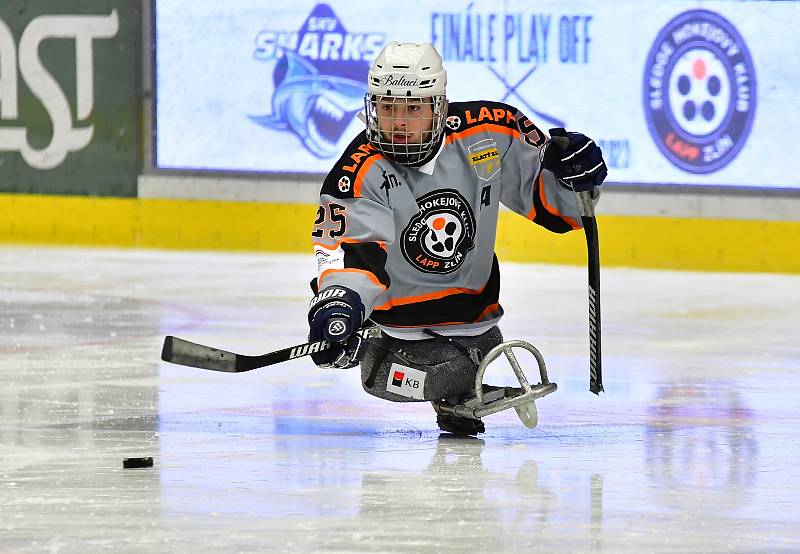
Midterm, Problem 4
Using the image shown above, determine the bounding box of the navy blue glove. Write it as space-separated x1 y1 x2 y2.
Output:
307 286 366 369
541 128 607 192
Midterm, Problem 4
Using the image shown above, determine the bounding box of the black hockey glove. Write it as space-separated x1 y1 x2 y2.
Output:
307 286 367 369
541 128 607 193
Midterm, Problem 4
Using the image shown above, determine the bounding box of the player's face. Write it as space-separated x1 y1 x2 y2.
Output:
375 97 434 146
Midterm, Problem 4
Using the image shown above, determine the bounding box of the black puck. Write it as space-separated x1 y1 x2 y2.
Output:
123 457 153 469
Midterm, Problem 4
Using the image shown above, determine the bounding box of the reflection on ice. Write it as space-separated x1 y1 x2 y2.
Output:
645 382 758 497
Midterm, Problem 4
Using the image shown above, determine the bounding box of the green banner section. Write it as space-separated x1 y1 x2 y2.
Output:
0 1 140 197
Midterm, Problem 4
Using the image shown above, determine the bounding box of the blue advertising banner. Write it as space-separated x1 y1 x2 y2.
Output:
155 0 800 189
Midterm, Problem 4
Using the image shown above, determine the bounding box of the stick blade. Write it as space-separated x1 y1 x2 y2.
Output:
161 336 238 372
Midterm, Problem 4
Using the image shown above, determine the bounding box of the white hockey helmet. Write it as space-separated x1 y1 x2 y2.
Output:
364 42 448 166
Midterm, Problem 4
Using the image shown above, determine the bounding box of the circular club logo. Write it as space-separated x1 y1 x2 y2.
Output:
401 190 475 274
445 115 462 131
643 10 756 173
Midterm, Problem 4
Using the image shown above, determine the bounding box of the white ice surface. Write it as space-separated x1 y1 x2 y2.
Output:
1 246 799 553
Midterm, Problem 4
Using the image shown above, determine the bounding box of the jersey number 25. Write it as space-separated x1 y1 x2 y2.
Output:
312 203 347 239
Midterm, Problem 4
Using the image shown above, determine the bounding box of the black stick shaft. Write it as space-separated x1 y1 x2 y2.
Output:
575 191 603 394
161 326 380 373
582 216 603 394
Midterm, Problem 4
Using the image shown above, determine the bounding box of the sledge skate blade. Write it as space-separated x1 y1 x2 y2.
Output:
514 401 538 428
434 383 556 420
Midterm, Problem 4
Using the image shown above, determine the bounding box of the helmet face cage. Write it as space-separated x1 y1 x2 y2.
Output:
365 94 447 166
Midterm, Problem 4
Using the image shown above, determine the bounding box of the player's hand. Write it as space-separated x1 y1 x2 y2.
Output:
541 128 607 193
307 286 366 369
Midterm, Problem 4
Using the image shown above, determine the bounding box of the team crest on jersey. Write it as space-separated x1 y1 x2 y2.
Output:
400 190 476 274
445 115 462 131
467 139 501 181
643 10 756 173
337 175 351 193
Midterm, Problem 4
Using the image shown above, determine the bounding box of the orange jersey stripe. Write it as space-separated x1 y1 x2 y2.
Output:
526 199 537 221
318 268 388 291
353 155 381 198
372 286 485 311
445 123 521 145
475 302 502 322
537 173 581 230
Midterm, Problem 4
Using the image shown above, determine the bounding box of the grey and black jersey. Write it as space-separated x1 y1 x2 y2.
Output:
311 100 594 339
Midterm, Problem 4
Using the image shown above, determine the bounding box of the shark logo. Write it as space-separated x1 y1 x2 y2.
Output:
250 4 384 159
250 52 365 158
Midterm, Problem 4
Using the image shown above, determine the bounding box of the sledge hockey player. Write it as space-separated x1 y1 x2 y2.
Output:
308 41 606 435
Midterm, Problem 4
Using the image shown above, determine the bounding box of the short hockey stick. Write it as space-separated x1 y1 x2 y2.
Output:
161 326 380 373
573 189 604 395
549 134 604 395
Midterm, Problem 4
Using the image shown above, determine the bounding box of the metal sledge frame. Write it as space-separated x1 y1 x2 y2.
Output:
433 340 557 426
